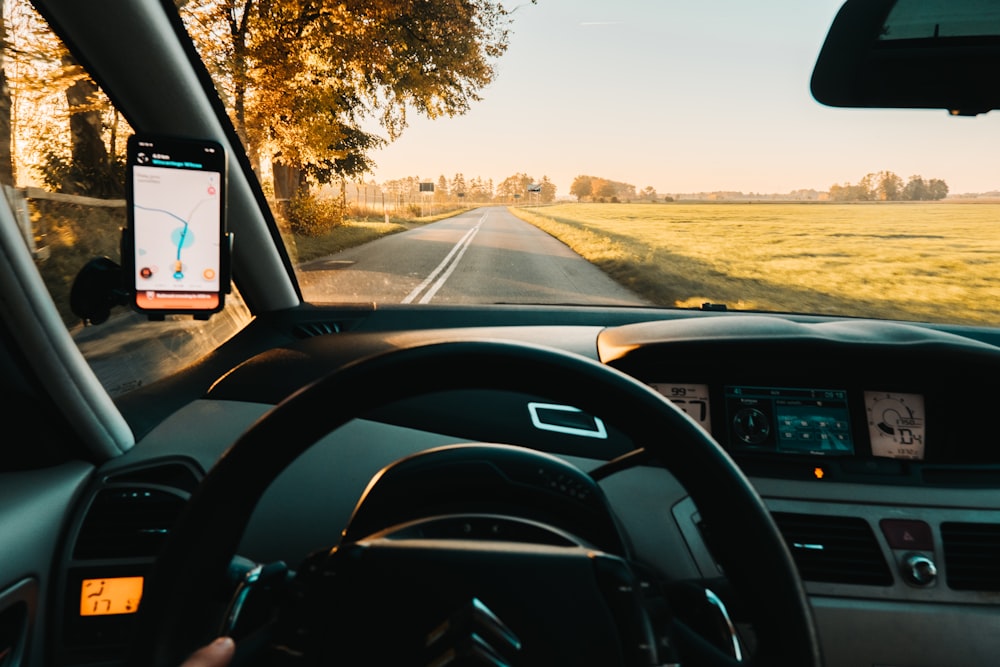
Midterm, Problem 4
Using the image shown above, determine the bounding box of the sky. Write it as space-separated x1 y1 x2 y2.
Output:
365 0 1000 197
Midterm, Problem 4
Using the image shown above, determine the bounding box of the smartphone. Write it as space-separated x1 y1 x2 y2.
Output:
125 134 229 317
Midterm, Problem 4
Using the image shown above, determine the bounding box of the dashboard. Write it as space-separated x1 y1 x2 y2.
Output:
48 309 1000 667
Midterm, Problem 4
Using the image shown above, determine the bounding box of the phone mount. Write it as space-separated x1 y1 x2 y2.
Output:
69 230 232 325
69 257 129 326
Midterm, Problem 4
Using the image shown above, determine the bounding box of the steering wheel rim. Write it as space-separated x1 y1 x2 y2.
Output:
133 339 821 667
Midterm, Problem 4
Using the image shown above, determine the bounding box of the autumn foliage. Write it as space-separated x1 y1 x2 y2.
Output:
179 0 514 210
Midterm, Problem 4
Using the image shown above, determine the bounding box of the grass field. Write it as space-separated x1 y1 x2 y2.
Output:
510 201 1000 327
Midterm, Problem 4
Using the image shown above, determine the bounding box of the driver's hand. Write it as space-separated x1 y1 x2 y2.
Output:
181 637 235 667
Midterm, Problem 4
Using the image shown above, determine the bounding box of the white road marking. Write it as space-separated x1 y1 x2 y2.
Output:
402 213 488 304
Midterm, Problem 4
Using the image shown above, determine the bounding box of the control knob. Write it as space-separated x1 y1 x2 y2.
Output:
901 552 937 587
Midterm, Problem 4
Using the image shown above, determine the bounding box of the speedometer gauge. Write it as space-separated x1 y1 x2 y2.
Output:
649 383 712 435
865 391 925 460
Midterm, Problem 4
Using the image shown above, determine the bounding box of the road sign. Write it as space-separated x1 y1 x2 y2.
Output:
419 182 434 192
527 183 542 193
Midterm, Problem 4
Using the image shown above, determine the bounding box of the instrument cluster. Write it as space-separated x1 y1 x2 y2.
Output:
650 383 926 462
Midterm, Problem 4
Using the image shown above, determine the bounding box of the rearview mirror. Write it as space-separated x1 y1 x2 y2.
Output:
811 0 1000 116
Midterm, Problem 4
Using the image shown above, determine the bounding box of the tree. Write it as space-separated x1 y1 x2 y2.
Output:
927 178 949 200
58 54 119 195
876 170 903 201
903 176 927 201
450 173 467 200
593 178 616 200
468 176 493 202
178 0 255 161
856 173 877 201
435 174 449 202
180 0 514 209
538 175 556 203
570 175 593 201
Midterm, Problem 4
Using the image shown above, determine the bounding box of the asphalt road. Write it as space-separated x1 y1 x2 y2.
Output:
297 206 649 306
74 207 647 395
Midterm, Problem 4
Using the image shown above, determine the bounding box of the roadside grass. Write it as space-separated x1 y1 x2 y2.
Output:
283 220 408 264
286 206 471 264
509 202 1000 327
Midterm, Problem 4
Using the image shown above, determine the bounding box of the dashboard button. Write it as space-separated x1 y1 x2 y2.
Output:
880 519 933 550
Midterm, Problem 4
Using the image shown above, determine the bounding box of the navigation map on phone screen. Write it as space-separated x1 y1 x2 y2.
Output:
129 136 224 312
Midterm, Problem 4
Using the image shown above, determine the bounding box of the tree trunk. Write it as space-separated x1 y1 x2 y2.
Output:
271 156 308 221
0 0 15 186
228 0 261 175
229 3 249 149
62 54 107 195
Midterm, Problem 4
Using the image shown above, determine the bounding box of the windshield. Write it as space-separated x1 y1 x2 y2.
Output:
15 0 1000 399
176 0 1000 326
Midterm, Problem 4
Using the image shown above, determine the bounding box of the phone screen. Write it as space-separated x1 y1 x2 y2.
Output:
127 134 227 314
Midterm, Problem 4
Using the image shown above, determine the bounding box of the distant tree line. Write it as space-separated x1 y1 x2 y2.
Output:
367 172 557 214
383 172 556 203
828 171 948 201
570 175 664 202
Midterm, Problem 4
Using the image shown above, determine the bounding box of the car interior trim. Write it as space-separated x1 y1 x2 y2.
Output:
0 187 132 458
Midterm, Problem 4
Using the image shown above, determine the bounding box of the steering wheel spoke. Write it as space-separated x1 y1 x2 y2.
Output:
269 537 674 666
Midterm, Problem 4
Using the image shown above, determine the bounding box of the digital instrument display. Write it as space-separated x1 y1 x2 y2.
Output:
650 383 712 435
724 386 854 456
79 577 143 616
865 391 925 461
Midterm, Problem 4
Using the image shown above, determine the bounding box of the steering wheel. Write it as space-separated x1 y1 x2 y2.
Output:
132 340 822 667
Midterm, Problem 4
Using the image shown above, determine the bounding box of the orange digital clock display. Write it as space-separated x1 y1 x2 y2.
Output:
79 577 144 616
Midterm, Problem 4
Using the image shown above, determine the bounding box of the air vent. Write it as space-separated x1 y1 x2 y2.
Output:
74 487 188 560
292 321 342 338
771 512 893 586
104 461 200 493
941 522 1000 591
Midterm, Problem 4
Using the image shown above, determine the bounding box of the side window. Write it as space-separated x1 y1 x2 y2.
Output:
5 0 250 397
